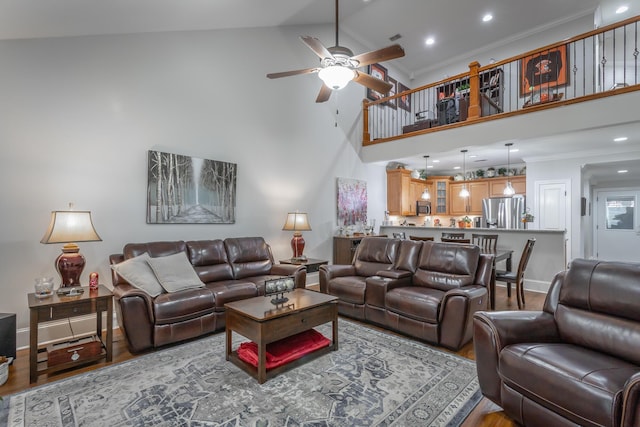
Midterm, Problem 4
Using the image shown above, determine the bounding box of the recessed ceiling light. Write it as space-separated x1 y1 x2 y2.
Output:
425 37 435 46
453 166 461 170
432 159 440 163
469 154 477 158
614 137 628 142
618 169 628 173
510 148 519 152
427 165 434 169
482 14 493 22
616 5 629 14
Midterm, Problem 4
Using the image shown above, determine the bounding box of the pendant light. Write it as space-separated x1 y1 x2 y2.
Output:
459 150 470 198
503 143 515 196
421 155 431 200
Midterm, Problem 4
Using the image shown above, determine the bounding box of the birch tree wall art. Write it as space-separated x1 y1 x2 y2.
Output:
147 150 237 224
336 178 367 226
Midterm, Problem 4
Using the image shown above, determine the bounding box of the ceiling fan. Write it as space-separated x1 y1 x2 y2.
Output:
266 0 405 103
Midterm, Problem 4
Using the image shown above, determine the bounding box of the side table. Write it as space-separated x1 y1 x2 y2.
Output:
28 285 113 383
279 258 328 274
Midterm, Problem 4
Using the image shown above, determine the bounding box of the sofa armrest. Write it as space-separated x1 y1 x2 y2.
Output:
319 264 356 293
473 310 559 405
376 269 412 280
112 284 157 353
622 372 640 427
270 264 307 289
438 285 488 350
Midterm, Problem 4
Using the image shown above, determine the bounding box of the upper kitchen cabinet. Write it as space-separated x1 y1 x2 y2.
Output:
488 176 526 197
387 169 432 216
449 181 489 216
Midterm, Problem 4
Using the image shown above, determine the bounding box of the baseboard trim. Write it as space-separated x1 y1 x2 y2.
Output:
495 279 550 294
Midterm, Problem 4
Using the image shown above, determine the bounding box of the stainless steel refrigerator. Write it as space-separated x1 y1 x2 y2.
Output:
482 196 526 229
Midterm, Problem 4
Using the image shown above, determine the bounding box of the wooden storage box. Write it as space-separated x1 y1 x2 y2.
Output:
47 336 102 367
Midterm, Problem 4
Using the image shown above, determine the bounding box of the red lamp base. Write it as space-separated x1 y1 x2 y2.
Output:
56 243 85 287
291 232 306 260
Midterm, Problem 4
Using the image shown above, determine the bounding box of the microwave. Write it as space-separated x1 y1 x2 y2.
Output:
416 200 431 216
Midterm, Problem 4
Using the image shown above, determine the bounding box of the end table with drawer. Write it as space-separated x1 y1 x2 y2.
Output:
28 285 113 383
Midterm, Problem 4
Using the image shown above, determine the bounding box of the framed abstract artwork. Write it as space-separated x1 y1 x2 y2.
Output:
147 150 237 224
336 178 367 226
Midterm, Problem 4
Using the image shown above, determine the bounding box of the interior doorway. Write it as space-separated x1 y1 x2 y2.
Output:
594 189 640 262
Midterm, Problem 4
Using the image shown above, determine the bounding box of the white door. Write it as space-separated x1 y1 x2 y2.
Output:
535 180 570 264
595 190 640 262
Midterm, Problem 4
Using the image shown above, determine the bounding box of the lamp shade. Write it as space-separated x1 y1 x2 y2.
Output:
40 210 102 244
282 212 312 232
41 209 101 287
318 66 355 90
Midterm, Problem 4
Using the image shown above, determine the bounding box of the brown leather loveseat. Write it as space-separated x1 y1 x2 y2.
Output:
320 237 493 350
110 237 306 353
473 259 640 427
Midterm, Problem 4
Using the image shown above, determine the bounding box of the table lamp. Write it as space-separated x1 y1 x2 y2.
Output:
282 212 311 261
40 204 102 287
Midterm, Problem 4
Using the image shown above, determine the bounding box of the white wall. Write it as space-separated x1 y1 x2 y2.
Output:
0 25 389 345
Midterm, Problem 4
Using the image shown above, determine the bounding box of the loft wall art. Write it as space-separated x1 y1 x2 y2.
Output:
147 150 237 224
336 178 367 226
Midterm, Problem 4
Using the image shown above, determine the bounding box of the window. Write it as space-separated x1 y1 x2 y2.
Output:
605 196 635 230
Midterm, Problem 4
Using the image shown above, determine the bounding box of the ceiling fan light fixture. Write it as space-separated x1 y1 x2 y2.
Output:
318 65 355 90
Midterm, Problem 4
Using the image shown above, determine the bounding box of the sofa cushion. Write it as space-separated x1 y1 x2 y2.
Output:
225 237 273 279
147 252 205 293
556 259 640 365
353 238 399 277
110 253 165 297
153 288 216 324
123 241 187 259
205 281 258 309
413 242 479 291
500 342 640 427
385 287 443 323
186 239 234 282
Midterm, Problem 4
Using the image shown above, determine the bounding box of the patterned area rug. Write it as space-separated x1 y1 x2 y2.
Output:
1 320 481 426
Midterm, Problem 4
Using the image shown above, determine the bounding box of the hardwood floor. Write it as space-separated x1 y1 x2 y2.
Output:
0 286 546 426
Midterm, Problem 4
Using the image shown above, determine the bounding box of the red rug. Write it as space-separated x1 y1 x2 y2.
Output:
237 329 331 370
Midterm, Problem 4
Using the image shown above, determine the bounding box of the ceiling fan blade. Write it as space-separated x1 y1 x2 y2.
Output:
316 84 333 103
266 67 320 79
354 71 393 94
300 36 334 60
351 44 405 67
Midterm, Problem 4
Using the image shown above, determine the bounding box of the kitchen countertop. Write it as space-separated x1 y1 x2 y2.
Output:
380 225 565 234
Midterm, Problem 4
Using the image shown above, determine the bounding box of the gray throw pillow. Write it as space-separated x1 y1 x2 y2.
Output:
146 252 204 293
111 253 165 297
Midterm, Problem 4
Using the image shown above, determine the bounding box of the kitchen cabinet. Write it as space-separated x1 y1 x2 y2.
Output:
488 176 526 197
426 176 451 215
449 181 489 215
387 169 431 216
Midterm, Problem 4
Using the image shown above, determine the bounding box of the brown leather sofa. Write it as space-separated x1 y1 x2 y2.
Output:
319 237 493 350
110 237 306 353
474 259 640 427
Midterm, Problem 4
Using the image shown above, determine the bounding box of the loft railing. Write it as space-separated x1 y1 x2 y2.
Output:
363 15 640 145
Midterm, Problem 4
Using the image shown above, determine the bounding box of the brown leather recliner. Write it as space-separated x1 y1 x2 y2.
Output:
319 237 400 320
320 237 493 350
473 259 640 427
110 237 306 353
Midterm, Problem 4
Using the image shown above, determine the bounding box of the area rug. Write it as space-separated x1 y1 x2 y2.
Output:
0 320 481 426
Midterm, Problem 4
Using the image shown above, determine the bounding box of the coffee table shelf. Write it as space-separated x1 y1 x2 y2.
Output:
225 289 338 384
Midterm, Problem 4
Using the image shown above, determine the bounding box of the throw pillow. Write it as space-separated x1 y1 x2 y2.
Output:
147 252 204 293
111 253 165 297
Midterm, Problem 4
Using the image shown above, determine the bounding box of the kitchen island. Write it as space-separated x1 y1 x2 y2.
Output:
379 225 566 294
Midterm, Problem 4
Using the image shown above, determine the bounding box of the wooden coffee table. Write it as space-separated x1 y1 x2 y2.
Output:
225 288 338 384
